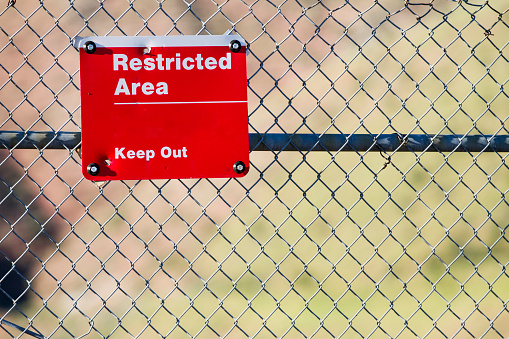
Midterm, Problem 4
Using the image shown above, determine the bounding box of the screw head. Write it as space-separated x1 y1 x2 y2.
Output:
84 41 96 54
233 161 246 174
87 163 100 176
229 40 242 53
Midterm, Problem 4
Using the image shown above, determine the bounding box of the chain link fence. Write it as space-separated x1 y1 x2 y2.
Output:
1 0 509 338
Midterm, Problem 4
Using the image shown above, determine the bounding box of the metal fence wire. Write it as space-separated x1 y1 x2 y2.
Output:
1 0 509 338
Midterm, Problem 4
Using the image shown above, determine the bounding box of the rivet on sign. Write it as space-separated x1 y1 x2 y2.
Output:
229 40 242 53
84 41 96 54
233 161 246 174
87 163 100 176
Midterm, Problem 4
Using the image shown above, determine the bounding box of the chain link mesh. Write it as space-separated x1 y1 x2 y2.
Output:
1 0 509 338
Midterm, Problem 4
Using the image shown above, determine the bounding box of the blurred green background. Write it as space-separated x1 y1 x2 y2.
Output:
1 0 509 338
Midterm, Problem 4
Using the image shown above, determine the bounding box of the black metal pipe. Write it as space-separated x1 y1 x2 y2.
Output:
1 131 508 153
249 133 509 152
0 131 81 150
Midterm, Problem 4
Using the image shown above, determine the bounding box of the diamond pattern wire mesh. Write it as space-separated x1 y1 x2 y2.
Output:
1 0 509 338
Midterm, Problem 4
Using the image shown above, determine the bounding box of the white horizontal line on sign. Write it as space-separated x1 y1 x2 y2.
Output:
114 100 248 105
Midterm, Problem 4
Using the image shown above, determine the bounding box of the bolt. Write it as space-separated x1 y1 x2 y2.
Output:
229 40 242 53
233 161 246 174
87 163 100 176
84 41 96 54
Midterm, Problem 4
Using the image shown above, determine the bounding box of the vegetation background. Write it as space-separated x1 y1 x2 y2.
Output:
0 0 509 338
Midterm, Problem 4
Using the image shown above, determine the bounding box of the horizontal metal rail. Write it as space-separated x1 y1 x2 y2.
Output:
1 131 509 152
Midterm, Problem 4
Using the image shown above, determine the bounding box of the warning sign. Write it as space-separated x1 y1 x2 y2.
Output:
76 35 249 180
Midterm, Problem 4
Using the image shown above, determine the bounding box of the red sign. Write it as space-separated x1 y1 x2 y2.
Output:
77 35 249 180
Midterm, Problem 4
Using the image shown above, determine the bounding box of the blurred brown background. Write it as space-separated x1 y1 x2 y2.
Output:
1 0 509 338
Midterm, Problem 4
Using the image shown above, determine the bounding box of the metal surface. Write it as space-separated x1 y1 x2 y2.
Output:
1 1 509 338
2 131 509 153
0 320 44 339
78 35 249 180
